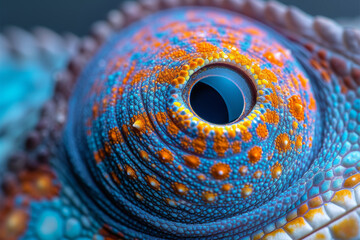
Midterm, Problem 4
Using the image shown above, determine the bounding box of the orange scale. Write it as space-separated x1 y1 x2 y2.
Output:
241 185 253 199
145 176 161 191
248 146 262 165
182 155 200 169
232 141 241 154
0 208 29 240
271 162 283 179
202 191 217 203
210 163 231 180
94 149 105 164
156 148 174 164
172 182 189 196
192 137 207 154
239 166 248 176
256 123 269 140
275 133 291 154
124 165 138 180
213 136 230 157
139 150 149 161
221 184 233 192
288 95 305 122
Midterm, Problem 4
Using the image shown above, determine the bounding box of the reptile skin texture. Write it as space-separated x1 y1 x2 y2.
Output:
1 1 360 240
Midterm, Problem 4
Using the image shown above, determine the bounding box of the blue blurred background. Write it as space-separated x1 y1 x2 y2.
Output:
1 0 359 35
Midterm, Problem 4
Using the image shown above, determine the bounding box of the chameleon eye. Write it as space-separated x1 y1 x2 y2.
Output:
63 5 319 231
62 7 320 234
4 1 360 239
187 63 257 124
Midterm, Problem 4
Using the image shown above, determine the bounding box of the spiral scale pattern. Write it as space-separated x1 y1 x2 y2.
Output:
64 7 319 238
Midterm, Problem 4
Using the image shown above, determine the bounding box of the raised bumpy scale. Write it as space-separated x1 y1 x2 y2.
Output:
1 1 360 240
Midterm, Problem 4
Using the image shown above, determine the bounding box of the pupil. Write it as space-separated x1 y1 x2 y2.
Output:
189 64 249 125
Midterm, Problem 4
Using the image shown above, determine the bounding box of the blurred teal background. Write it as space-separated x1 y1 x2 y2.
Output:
1 0 359 35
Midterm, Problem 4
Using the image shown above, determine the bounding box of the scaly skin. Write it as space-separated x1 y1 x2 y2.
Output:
1 3 360 240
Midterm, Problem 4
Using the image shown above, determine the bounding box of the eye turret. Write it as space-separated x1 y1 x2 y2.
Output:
64 7 319 238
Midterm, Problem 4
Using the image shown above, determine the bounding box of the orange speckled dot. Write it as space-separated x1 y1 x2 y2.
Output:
172 182 189 196
139 150 149 161
92 103 99 119
210 163 231 180
248 146 262 164
135 192 144 201
298 73 308 88
3 209 28 238
292 121 298 130
213 135 229 157
222 183 233 192
157 148 174 163
232 141 241 154
253 170 263 179
145 176 161 191
197 174 206 181
227 127 236 139
108 127 123 144
239 166 248 176
265 92 279 108
192 137 207 154
177 76 185 84
180 136 191 149
202 191 217 203
195 42 218 53
157 67 180 85
94 149 105 164
125 165 137 180
182 155 200 169
179 70 189 77
155 112 167 124
121 124 129 136
196 58 205 65
263 51 283 67
241 185 253 198
295 135 303 151
288 95 305 121
275 133 291 153
132 119 146 133
263 110 279 125
167 121 179 136
256 123 268 139
259 68 278 83
104 142 112 156
309 95 316 110
165 198 177 207
271 162 282 179
110 172 121 185
241 129 252 142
